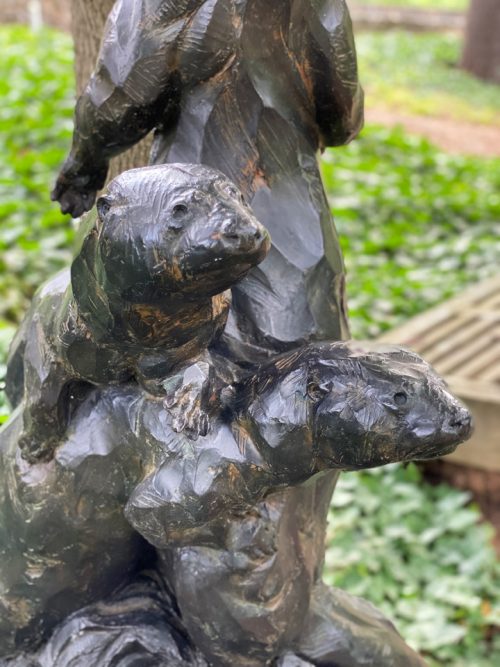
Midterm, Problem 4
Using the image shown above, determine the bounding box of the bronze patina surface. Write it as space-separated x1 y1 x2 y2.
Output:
0 340 470 664
8 164 269 461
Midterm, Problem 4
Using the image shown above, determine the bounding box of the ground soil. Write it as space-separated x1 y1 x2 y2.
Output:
350 3 465 32
367 106 500 157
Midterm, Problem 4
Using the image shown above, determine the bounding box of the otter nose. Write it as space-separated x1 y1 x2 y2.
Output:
221 218 263 246
450 408 473 436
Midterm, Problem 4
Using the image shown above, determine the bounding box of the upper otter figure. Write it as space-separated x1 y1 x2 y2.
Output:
7 163 269 462
52 0 363 357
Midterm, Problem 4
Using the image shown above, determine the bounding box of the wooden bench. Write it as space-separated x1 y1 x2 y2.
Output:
378 275 500 473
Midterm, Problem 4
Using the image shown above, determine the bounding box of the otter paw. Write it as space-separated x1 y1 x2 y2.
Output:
18 433 58 464
164 387 211 441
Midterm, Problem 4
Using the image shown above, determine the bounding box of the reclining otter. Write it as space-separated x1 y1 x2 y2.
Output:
6 163 269 462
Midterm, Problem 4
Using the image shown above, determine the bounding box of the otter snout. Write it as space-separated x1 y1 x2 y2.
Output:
176 210 270 285
219 216 265 248
216 216 270 258
445 405 473 441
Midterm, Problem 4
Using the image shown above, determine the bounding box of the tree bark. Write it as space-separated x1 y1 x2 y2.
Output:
70 0 152 183
461 0 500 84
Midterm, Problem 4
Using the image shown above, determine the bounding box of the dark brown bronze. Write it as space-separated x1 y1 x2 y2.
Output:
52 0 364 356
0 340 470 664
0 1 473 665
8 163 269 462
48 5 365 659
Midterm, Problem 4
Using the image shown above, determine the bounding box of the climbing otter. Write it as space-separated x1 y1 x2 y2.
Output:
52 0 362 355
6 163 270 462
0 341 470 663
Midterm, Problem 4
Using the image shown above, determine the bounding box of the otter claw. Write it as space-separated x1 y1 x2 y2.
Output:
170 410 209 441
164 390 211 441
18 433 58 464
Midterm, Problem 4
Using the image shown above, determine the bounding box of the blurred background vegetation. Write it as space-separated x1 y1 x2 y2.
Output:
0 1 499 665
357 0 467 7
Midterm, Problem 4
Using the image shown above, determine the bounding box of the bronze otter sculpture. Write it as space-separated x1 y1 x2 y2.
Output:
0 341 470 664
50 2 366 663
52 0 362 356
6 164 269 462
5 1 473 664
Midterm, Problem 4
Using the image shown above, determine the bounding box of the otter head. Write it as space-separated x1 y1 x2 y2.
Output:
78 164 270 306
239 341 472 478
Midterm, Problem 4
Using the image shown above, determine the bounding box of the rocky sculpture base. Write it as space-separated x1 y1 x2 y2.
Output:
2 574 425 667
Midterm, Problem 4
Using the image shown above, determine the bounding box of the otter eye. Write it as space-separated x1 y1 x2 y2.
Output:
225 185 240 199
172 203 188 217
96 196 112 219
307 382 326 402
394 392 408 406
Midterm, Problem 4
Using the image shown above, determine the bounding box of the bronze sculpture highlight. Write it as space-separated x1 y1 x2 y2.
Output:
0 0 474 665
52 0 363 355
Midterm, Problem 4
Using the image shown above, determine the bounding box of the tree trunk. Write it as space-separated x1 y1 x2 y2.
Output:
70 0 152 182
461 0 500 84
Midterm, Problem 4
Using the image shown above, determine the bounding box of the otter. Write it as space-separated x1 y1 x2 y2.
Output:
125 340 472 546
125 341 471 667
50 3 364 660
6 163 270 462
0 341 469 664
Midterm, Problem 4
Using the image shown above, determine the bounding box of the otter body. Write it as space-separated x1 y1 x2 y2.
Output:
53 0 363 356
0 341 469 663
126 341 472 545
126 341 471 667
6 164 269 462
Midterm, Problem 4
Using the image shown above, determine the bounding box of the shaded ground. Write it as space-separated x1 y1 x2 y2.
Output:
351 3 465 31
0 0 70 31
367 106 500 157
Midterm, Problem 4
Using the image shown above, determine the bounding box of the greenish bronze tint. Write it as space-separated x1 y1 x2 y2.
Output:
0 343 469 664
7 164 270 463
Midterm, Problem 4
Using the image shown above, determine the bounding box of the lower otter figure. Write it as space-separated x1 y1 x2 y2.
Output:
126 340 473 546
6 164 270 462
0 341 471 664
126 341 471 667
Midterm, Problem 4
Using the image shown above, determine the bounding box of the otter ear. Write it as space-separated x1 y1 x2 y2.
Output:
96 195 113 221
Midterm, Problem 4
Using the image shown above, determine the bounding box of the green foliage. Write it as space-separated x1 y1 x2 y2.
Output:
0 325 15 424
322 126 500 339
324 464 500 666
0 25 76 327
354 0 467 10
356 30 500 125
